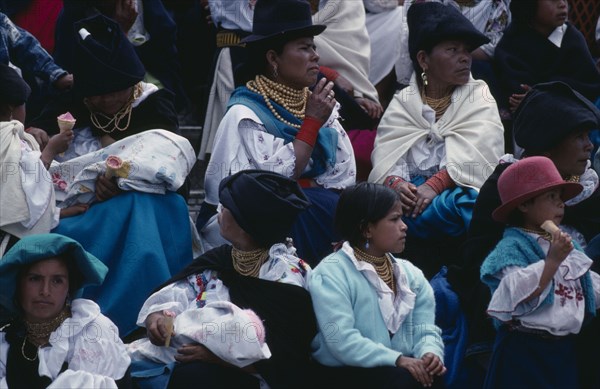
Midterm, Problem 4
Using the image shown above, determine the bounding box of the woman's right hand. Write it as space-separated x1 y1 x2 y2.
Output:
145 312 174 346
305 78 336 123
95 175 122 202
397 356 434 387
393 181 417 212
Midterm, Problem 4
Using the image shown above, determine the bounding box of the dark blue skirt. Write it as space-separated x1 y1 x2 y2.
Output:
290 187 340 267
53 191 193 336
484 326 579 389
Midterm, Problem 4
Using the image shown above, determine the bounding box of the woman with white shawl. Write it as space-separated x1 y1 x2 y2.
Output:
369 2 503 253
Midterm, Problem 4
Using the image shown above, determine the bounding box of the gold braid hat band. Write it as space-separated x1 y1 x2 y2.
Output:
353 247 396 294
88 82 144 134
232 247 270 277
246 75 309 129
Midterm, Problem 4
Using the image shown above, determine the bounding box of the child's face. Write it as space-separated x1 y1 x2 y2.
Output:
534 0 568 32
366 201 408 256
519 188 565 229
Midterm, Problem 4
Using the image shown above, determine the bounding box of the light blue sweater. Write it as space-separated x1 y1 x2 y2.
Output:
309 249 444 367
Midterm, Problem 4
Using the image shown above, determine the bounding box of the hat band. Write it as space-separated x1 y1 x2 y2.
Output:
253 20 316 37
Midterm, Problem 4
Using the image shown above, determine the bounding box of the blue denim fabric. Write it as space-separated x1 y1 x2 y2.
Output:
0 12 66 85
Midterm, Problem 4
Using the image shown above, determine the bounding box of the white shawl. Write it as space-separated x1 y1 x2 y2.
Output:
313 0 379 102
369 74 504 189
0 121 57 237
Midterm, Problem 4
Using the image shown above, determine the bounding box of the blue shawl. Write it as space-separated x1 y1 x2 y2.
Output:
228 86 338 178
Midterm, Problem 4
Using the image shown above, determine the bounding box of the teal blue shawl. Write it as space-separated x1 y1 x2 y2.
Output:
228 86 339 178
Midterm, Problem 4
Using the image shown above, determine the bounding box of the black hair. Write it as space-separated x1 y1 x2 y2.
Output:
506 197 534 227
334 183 401 247
510 0 539 26
235 37 288 85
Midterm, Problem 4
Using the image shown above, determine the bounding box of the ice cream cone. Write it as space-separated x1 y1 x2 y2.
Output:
57 112 76 133
541 220 559 234
105 155 124 179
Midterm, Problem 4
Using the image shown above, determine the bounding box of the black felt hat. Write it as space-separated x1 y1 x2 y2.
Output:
514 81 600 153
242 0 326 44
219 170 310 247
73 14 145 97
0 63 31 106
407 2 490 62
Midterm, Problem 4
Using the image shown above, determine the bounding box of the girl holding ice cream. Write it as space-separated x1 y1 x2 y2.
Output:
480 156 600 389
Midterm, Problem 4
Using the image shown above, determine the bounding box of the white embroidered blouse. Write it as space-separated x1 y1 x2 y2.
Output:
0 299 130 389
487 232 600 336
204 104 356 206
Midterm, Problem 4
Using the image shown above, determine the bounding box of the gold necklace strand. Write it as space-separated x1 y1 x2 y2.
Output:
89 83 143 134
519 227 552 242
21 336 38 361
353 247 396 294
421 86 452 120
565 175 581 183
231 247 270 277
246 75 308 129
22 307 71 361
24 307 71 346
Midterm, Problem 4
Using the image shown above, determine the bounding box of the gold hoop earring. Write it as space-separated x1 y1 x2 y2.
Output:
421 71 428 86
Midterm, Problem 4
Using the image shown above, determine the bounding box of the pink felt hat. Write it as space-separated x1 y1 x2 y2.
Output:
492 156 583 223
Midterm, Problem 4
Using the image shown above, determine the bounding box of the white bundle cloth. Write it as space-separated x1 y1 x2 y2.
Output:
50 129 195 206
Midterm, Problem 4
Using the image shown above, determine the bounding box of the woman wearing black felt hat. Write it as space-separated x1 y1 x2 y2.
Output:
200 0 356 267
449 81 600 389
18 14 196 340
132 170 315 388
368 1 504 276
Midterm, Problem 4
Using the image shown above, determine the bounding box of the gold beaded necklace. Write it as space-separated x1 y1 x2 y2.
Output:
22 307 71 361
246 75 309 129
565 175 581 183
231 247 270 277
88 82 143 134
421 85 453 120
353 247 396 294
519 227 552 242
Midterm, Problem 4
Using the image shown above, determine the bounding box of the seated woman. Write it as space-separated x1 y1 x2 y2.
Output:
447 81 600 388
131 170 316 388
0 233 131 388
495 0 600 114
200 0 356 266
23 14 195 337
310 183 445 388
368 1 504 276
0 63 87 256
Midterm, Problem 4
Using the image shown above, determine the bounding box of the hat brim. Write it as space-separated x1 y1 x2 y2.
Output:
241 24 326 44
0 234 108 316
492 182 583 223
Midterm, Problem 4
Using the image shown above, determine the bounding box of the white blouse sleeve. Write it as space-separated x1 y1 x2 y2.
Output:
61 314 130 385
47 370 117 389
238 118 297 178
487 262 550 322
136 278 197 327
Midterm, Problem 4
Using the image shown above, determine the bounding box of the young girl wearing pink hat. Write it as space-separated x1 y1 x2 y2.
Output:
480 156 600 388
